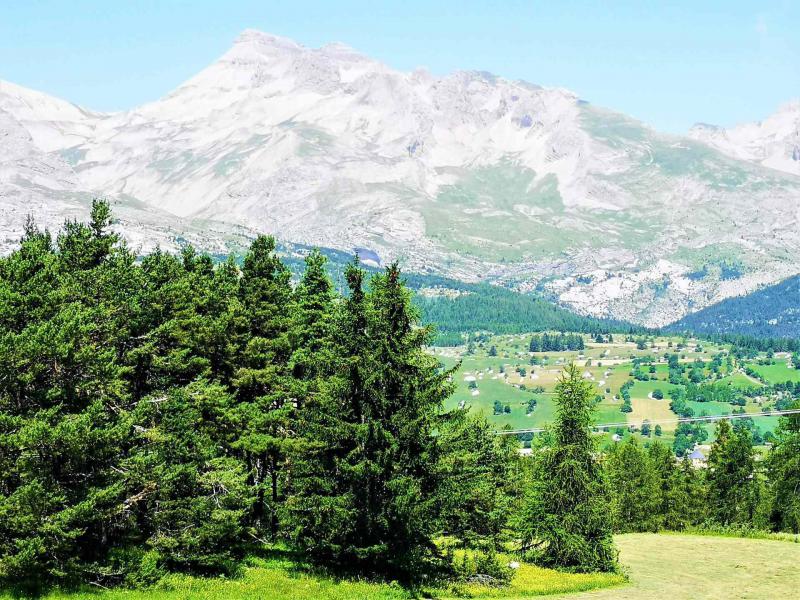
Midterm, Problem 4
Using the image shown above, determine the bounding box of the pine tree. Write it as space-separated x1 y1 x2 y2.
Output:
518 364 617 572
0 204 131 586
707 419 756 525
285 261 454 578
766 405 800 532
606 438 660 532
124 380 250 577
233 235 294 537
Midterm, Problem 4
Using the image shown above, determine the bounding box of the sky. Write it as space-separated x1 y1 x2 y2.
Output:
1 1 798 133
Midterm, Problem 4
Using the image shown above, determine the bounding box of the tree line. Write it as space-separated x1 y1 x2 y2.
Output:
528 333 585 352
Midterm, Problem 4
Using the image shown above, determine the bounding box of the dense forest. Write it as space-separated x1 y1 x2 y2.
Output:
414 285 639 345
225 243 640 346
1 202 800 594
668 275 800 339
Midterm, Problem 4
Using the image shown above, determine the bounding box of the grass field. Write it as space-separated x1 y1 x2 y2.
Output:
10 534 800 599
548 533 800 599
0 551 623 600
747 359 800 384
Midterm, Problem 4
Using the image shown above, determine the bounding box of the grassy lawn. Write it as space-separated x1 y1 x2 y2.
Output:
1 551 623 600
548 533 800 599
11 534 800 599
748 359 800 384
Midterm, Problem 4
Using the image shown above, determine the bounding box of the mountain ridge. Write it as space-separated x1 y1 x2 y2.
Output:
2 29 800 328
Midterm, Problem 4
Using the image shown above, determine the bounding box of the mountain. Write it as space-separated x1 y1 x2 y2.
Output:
689 101 800 177
667 274 800 338
2 29 800 328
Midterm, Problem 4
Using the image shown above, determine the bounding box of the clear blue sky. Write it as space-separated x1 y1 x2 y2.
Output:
1 1 797 133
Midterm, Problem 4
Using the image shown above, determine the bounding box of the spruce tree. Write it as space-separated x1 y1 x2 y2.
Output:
766 406 800 532
606 438 660 532
648 441 692 530
289 249 336 389
707 419 756 525
518 363 617 572
437 413 522 549
285 261 453 578
233 235 294 537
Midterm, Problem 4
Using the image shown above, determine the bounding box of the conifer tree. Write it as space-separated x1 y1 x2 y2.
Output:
285 261 453 577
648 441 692 530
518 364 617 572
289 249 336 389
0 202 130 585
437 413 522 549
606 438 660 532
124 380 250 577
707 419 756 525
766 406 800 532
233 235 294 536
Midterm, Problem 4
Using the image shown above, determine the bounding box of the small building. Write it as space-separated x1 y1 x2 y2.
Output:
687 448 707 468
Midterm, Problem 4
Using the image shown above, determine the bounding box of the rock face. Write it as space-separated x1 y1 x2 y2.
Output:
689 100 800 177
2 29 800 327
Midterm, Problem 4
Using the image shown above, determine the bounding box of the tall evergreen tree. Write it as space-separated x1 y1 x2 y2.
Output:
766 405 800 532
123 380 250 578
289 249 336 389
707 419 756 525
437 413 522 549
518 364 617 572
606 438 660 532
233 235 294 536
647 441 694 530
285 261 454 578
0 201 130 586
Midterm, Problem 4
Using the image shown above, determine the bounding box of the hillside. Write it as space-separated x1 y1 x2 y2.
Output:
279 245 640 343
667 274 800 338
3 31 800 326
690 100 800 177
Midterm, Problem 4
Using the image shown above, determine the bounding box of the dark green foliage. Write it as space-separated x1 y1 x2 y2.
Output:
529 333 585 352
517 364 617 572
766 405 800 532
7 202 800 591
283 262 455 578
124 381 251 576
648 442 703 530
0 207 315 586
707 420 757 525
233 235 295 536
415 283 640 344
667 275 800 339
0 201 132 586
437 414 523 549
606 439 660 532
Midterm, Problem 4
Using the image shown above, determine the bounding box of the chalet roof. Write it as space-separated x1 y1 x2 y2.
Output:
688 449 706 460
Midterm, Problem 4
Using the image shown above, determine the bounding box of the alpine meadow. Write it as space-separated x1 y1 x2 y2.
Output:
2 5 800 599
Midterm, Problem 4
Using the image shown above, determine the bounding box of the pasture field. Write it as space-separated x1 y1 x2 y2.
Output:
747 358 800 384
433 333 782 443
549 533 800 600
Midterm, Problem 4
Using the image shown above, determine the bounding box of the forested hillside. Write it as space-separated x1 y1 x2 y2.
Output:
274 245 643 345
668 275 800 338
